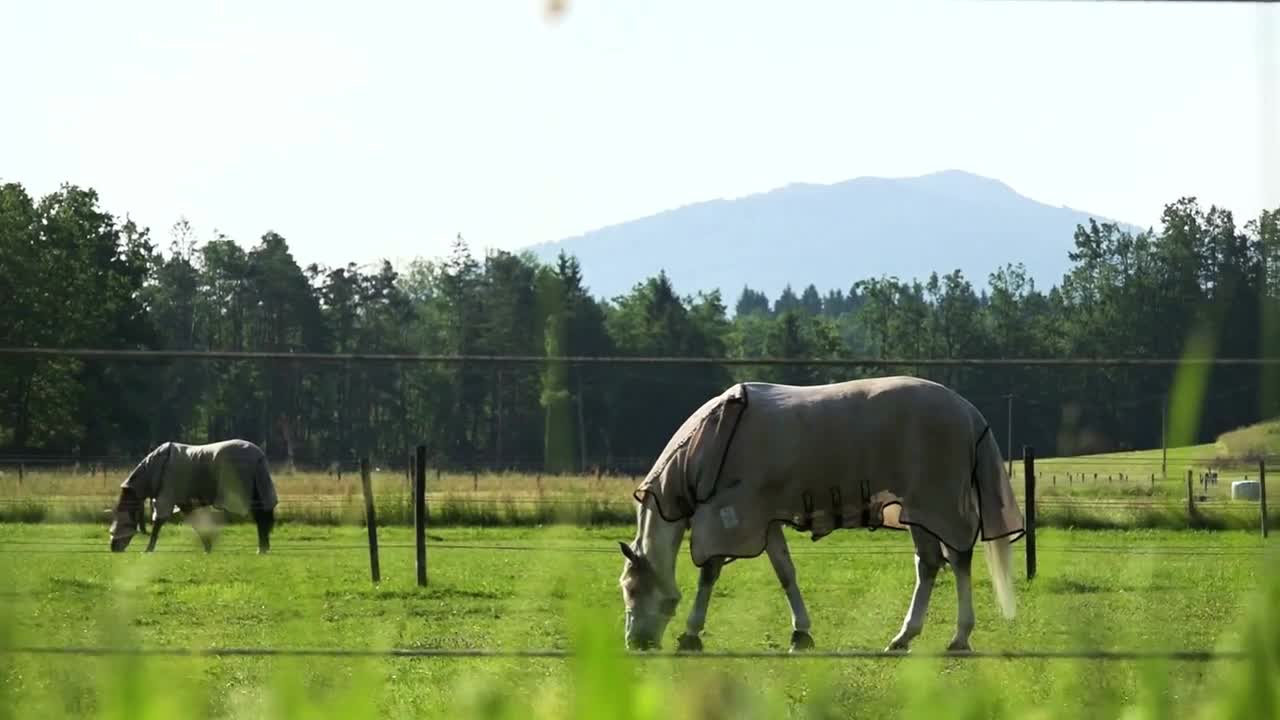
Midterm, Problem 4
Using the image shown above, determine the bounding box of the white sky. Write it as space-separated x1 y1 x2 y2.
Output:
1 0 1276 269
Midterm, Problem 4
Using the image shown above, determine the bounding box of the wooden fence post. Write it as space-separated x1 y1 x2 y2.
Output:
360 457 381 584
1260 460 1269 540
415 444 428 587
16 464 23 485
1024 445 1036 581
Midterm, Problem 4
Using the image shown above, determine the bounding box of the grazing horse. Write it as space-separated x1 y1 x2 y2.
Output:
108 439 278 554
618 375 1024 653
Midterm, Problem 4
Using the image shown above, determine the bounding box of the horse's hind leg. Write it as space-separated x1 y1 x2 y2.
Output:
192 523 214 553
188 507 220 553
942 543 976 653
765 523 814 652
677 556 724 652
886 525 944 652
252 460 274 554
253 508 274 554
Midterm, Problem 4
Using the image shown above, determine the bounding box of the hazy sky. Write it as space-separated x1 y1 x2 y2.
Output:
2 1 1276 269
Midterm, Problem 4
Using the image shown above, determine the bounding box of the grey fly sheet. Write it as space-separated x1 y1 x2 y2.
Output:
108 439 278 553
634 375 1025 566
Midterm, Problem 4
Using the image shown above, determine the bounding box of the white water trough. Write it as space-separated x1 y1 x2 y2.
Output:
1231 480 1261 501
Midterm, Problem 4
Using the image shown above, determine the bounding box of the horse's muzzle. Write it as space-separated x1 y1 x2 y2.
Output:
626 637 659 651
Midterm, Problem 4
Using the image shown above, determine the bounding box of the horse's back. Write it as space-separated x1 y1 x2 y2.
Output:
177 439 265 462
740 376 983 449
173 440 272 510
685 375 995 561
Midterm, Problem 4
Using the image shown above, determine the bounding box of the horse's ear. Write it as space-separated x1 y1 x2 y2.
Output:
618 541 641 565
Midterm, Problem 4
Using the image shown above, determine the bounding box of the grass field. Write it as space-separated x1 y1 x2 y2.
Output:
1 522 1277 718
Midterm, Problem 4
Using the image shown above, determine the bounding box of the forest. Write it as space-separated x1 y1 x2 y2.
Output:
2 180 1279 471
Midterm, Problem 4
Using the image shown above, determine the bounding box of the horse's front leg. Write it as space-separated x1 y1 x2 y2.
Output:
676 557 724 652
144 519 165 553
765 523 814 652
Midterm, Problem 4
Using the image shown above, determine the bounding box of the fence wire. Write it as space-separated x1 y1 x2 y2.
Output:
0 539 1270 558
5 346 1280 367
0 645 1251 662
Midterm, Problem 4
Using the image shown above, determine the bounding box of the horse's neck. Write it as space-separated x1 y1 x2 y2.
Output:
114 485 139 511
637 499 685 589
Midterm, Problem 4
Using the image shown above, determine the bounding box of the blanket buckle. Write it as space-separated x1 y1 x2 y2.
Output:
796 491 815 531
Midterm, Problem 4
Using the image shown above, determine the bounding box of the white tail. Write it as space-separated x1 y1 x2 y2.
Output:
984 535 1016 619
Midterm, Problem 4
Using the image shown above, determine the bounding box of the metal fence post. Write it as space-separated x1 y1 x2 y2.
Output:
1024 445 1036 581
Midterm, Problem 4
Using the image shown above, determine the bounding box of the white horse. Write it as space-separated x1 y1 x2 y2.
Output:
618 376 1023 653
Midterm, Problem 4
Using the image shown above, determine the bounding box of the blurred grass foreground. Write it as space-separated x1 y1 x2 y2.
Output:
0 559 1277 720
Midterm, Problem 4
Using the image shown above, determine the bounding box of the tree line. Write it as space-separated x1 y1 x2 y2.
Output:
2 180 1279 470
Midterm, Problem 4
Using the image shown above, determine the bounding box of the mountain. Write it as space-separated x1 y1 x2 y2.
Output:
522 170 1143 305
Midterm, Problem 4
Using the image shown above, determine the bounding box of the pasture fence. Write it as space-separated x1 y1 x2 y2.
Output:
1 349 1276 586
11 347 1280 365
2 456 1275 538
0 644 1254 662
358 457 380 583
414 444 428 587
2 345 1278 482
1025 447 1037 579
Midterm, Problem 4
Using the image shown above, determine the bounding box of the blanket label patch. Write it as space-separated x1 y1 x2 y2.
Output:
719 506 739 529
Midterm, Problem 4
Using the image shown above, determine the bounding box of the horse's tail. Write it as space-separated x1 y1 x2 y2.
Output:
984 533 1016 620
975 428 1017 620
253 454 278 512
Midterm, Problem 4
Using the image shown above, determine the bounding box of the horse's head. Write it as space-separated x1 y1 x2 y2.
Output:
107 487 145 552
618 541 681 651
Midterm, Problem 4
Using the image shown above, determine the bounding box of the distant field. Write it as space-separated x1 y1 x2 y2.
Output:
1 438 1275 532
0 523 1275 719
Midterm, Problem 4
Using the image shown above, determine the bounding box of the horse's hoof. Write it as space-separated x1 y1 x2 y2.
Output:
946 640 973 654
884 640 909 653
676 633 703 653
789 631 815 652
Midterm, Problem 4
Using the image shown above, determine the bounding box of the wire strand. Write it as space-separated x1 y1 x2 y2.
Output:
2 347 1278 367
0 645 1250 661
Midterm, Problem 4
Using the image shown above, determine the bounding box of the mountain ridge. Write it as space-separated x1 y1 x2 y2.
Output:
523 170 1143 303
